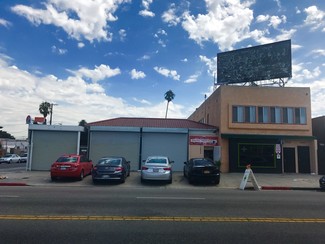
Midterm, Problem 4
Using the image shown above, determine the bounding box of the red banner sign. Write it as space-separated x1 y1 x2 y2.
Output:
189 136 218 146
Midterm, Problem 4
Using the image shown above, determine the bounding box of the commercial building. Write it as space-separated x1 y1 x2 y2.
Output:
87 118 218 171
188 85 317 173
27 124 84 170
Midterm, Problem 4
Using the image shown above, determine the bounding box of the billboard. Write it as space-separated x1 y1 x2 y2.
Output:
217 40 292 84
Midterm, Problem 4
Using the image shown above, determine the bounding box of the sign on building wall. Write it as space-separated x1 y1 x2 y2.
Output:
189 136 218 146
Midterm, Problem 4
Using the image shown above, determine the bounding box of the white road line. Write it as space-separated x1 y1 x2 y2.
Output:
0 195 19 198
136 197 205 200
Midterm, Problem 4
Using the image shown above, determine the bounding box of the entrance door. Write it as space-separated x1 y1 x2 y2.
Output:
298 146 310 173
283 148 296 173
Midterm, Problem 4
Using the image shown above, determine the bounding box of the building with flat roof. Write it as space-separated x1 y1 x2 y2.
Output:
188 85 317 173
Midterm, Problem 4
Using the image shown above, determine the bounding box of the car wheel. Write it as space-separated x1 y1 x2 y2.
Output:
79 170 84 181
127 170 130 177
51 176 57 181
7 160 11 164
141 177 145 183
168 178 172 184
120 174 126 183
188 176 194 184
93 179 98 184
214 177 220 185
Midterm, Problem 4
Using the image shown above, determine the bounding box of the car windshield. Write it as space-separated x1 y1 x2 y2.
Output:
147 158 167 164
98 158 121 166
193 159 215 166
4 154 13 158
57 156 78 163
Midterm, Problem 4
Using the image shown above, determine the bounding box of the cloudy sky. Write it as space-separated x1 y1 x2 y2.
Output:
0 0 324 139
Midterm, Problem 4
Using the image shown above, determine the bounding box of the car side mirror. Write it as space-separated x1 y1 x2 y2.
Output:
171 161 174 164
184 162 187 165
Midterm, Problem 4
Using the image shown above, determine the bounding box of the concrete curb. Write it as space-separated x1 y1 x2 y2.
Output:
0 182 28 186
261 186 320 191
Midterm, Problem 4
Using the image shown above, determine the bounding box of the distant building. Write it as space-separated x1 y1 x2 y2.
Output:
0 138 28 156
188 85 317 174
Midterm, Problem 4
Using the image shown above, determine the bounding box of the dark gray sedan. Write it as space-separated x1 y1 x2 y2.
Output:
92 156 130 184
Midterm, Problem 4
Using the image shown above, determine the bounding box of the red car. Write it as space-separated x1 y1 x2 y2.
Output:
50 154 93 181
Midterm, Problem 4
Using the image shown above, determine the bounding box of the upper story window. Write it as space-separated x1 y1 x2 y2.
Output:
232 105 307 125
233 106 256 123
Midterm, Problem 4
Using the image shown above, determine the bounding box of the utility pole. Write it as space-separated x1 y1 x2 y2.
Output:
49 103 58 125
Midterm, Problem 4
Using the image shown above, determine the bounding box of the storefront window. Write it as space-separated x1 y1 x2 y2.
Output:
238 143 276 168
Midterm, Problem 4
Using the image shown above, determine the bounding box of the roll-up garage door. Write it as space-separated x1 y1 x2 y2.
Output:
141 130 188 171
31 131 79 170
89 131 140 171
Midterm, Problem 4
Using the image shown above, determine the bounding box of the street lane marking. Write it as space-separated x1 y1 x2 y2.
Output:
136 197 205 200
0 215 325 223
0 195 19 198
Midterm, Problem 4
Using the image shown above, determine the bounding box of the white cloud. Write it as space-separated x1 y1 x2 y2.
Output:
138 55 150 60
119 29 127 41
256 14 287 29
181 0 254 51
0 18 12 28
311 49 325 57
68 64 121 82
199 55 217 76
292 63 321 82
139 0 155 17
304 6 325 31
130 69 146 79
11 0 131 43
133 97 151 105
154 66 180 80
184 73 200 84
78 42 85 48
51 45 67 55
162 3 181 26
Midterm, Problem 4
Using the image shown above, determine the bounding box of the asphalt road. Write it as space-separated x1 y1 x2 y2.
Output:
0 186 324 243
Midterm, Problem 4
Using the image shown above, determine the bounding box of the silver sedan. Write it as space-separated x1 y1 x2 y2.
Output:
141 156 173 184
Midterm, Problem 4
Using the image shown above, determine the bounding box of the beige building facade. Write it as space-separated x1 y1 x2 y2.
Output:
188 85 317 174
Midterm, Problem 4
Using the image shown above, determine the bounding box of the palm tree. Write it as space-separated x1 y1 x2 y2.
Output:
39 101 51 123
164 90 175 118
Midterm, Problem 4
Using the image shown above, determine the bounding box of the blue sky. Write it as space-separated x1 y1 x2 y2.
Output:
0 0 324 139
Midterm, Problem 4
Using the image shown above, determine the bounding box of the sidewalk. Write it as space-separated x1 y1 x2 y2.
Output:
0 169 322 190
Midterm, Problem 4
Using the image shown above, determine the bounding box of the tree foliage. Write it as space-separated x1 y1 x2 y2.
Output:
164 90 175 118
0 130 15 139
39 101 51 118
78 120 87 127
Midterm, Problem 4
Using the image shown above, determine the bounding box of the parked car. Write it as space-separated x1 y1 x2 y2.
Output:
319 176 325 190
0 154 21 164
20 153 28 163
184 158 220 184
141 156 173 184
92 156 130 184
50 154 93 181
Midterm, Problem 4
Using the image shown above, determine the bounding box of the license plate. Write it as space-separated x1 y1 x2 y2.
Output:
153 168 159 172
203 170 210 174
60 167 67 170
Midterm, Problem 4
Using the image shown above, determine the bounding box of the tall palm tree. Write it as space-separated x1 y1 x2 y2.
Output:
39 101 51 123
164 90 175 118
